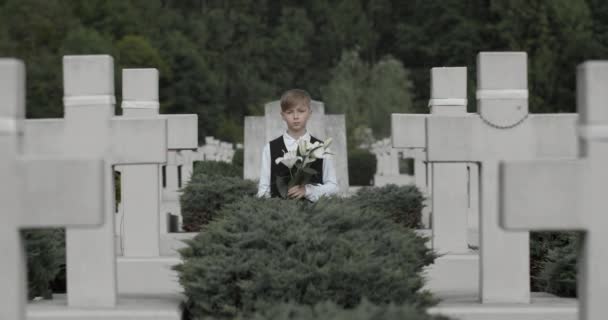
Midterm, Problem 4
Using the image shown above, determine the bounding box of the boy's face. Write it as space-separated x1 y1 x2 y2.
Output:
281 102 311 132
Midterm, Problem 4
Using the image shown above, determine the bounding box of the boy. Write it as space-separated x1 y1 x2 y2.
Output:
257 89 338 201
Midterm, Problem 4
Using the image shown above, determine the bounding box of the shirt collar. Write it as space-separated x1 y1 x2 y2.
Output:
283 131 310 145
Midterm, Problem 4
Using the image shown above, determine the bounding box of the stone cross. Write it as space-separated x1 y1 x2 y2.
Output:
22 55 168 307
119 68 197 255
423 52 578 303
244 100 349 191
372 138 415 186
500 61 608 319
372 139 399 176
392 67 471 254
0 59 105 320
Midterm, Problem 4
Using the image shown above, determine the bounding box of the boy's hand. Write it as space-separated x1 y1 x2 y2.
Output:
287 185 306 199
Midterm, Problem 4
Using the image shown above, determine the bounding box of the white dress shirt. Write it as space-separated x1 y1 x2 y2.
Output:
257 132 338 202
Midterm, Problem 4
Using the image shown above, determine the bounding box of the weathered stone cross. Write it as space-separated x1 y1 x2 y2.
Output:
119 68 197 256
392 67 471 254
0 59 104 320
423 52 578 302
22 55 168 307
500 61 608 319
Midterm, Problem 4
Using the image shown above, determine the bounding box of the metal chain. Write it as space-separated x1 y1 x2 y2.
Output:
478 110 529 129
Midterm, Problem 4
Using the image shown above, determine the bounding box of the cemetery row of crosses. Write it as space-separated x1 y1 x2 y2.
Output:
1 51 605 320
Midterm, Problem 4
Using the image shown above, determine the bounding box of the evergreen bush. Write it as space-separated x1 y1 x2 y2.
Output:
193 160 242 178
531 232 578 297
347 148 376 186
232 148 244 171
175 197 437 319
241 299 451 320
352 184 424 229
180 174 257 232
23 228 65 299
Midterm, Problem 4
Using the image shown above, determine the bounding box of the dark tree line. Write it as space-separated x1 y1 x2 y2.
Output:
1 0 607 144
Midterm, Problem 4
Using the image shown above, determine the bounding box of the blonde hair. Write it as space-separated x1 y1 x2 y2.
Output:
280 89 311 112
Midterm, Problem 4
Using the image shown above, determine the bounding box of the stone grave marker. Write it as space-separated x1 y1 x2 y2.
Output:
22 55 168 307
0 58 105 320
423 52 578 303
392 67 471 254
244 100 349 191
500 61 608 320
118 68 197 255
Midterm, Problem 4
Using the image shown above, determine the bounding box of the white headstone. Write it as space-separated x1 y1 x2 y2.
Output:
424 52 578 303
22 55 168 307
244 116 265 180
0 59 105 320
244 100 349 191
500 61 608 320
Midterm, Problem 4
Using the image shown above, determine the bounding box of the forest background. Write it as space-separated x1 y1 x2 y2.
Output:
1 0 605 148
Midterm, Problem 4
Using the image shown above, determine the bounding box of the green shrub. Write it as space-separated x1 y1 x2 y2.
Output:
352 184 425 229
175 197 437 319
529 232 578 296
241 299 451 320
193 160 242 178
232 148 244 170
23 228 65 300
180 174 257 232
530 232 578 297
348 148 376 186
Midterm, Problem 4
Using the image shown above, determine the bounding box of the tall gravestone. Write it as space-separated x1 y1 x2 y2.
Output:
22 55 168 307
393 67 471 254
244 100 349 192
116 68 195 295
500 61 608 320
423 52 578 303
119 68 197 249
0 59 105 320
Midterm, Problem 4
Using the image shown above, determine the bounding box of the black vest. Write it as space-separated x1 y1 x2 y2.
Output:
270 135 324 198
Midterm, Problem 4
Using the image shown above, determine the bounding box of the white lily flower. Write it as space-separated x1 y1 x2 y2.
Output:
324 138 333 148
275 149 302 169
303 155 317 165
298 138 307 156
311 146 326 159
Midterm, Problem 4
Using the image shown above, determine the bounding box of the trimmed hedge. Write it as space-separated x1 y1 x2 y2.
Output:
175 197 437 319
531 232 578 297
241 299 451 320
193 160 242 178
180 173 257 232
23 228 65 299
352 184 425 229
232 148 244 170
348 148 376 186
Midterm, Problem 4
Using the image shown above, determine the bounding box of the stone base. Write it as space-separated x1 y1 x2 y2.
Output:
117 257 182 295
28 294 182 320
423 252 479 296
429 292 577 320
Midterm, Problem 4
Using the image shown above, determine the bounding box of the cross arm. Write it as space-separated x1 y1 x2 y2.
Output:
499 159 585 231
161 114 198 150
19 157 105 228
530 114 578 158
391 114 428 149
110 118 167 164
22 119 66 155
426 114 477 161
